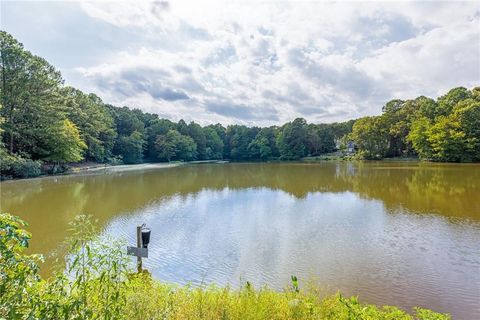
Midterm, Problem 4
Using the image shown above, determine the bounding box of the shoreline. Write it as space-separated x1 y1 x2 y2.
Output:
0 160 229 182
3 158 480 182
68 160 230 175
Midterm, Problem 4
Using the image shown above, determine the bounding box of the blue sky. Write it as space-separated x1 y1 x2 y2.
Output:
2 1 479 125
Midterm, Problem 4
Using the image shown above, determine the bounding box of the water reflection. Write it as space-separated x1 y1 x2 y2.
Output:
1 162 479 319
3 162 479 221
105 188 479 319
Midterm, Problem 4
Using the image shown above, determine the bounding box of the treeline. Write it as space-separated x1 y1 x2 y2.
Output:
1 31 479 178
349 87 480 161
0 31 352 178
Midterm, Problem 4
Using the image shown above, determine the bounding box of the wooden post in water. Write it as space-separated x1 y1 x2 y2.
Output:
127 225 148 272
136 225 142 272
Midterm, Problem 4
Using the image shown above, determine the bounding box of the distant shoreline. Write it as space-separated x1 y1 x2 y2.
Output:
3 157 480 182
69 160 231 174
0 160 228 182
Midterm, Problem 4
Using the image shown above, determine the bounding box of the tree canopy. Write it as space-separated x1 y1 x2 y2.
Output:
350 87 480 162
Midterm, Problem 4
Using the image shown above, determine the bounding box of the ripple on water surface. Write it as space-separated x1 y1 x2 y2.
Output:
2 162 480 319
103 188 480 319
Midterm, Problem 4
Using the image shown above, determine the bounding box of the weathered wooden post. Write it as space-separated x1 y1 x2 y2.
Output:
136 225 142 272
127 224 150 273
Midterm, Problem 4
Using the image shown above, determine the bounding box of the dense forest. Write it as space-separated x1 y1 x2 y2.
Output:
1 31 479 179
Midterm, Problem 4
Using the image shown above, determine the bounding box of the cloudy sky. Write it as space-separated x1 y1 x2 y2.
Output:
2 1 479 125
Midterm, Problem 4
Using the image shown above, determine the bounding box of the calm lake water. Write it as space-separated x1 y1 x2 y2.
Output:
1 162 479 319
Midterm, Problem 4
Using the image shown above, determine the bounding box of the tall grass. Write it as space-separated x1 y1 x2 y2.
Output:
0 213 450 320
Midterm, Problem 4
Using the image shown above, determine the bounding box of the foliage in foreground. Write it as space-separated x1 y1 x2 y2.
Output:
0 212 451 320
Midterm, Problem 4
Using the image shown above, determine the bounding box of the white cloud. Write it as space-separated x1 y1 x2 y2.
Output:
7 0 478 125
360 20 480 98
80 0 177 29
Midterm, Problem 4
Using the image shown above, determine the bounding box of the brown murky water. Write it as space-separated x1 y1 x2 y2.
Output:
1 162 479 319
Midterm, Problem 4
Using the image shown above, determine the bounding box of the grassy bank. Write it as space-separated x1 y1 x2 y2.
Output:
1 213 450 320
122 277 448 320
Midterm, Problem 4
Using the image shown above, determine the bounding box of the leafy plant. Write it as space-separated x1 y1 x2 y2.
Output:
0 213 43 318
291 275 299 293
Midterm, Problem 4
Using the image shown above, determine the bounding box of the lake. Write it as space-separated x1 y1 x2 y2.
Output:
1 162 479 319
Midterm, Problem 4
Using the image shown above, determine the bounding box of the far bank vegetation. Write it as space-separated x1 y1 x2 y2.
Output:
1 31 479 179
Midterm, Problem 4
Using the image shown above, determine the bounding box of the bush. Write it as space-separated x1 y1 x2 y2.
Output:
11 158 42 178
0 154 42 179
0 213 43 318
0 152 16 177
108 155 124 165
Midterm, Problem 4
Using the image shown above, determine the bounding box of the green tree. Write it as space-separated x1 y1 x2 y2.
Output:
454 99 480 161
306 124 335 156
187 122 206 160
350 116 389 159
436 87 471 117
428 116 466 162
408 89 477 162
155 129 197 161
42 119 87 164
204 127 224 159
329 120 356 140
205 123 227 158
145 119 174 160
318 126 336 154
408 117 434 160
306 124 322 156
225 125 259 160
176 119 189 136
414 96 438 120
114 131 145 164
276 118 307 160
425 99 480 162
64 87 116 162
0 31 66 158
382 99 407 157
154 134 175 162
248 127 279 160
110 106 145 137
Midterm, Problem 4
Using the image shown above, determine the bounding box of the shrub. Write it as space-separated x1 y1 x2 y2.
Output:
1 154 43 179
108 155 124 165
11 158 42 178
0 213 43 318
